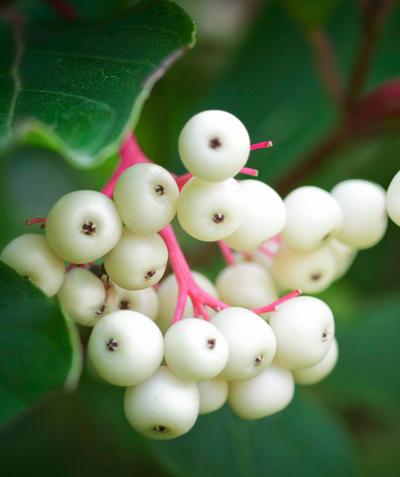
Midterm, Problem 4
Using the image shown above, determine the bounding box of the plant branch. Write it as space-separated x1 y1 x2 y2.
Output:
42 0 79 20
308 28 345 107
346 0 399 107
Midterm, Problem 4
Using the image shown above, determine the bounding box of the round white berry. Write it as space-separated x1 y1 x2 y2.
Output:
386 170 400 226
223 180 286 251
281 186 343 252
210 307 277 381
57 267 118 326
228 363 295 420
177 177 244 242
124 366 199 440
46 190 122 264
331 179 387 249
0 234 65 297
113 163 179 235
197 377 229 415
329 239 357 281
104 228 168 290
178 110 250 182
272 241 336 294
292 338 338 385
216 262 278 320
114 283 159 320
164 318 229 382
269 296 335 370
88 310 164 386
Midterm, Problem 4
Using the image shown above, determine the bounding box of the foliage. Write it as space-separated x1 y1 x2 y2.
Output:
1 0 400 476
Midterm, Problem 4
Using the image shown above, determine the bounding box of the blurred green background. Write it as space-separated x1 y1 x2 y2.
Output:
1 0 400 475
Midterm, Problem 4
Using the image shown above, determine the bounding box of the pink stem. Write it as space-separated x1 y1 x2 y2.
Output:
251 289 302 314
43 0 79 20
250 140 273 151
159 225 230 324
102 133 153 197
240 167 259 177
218 241 236 266
26 218 47 229
258 244 276 258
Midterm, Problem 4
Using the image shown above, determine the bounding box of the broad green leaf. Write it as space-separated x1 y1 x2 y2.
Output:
63 372 358 477
318 292 400 416
0 261 82 427
0 0 195 168
146 391 358 477
279 0 345 28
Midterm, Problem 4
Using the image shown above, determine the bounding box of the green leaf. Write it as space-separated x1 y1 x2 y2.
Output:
318 292 400 416
0 261 82 427
278 0 345 28
0 0 195 168
147 390 358 477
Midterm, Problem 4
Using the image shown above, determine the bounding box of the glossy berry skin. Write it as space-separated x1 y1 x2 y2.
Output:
178 110 251 182
177 177 244 242
124 366 199 440
88 310 164 387
228 363 295 420
223 180 287 251
387 170 400 226
104 228 168 290
269 296 335 370
292 338 338 385
210 307 277 381
57 267 118 326
0 234 65 297
281 186 343 252
46 190 122 264
331 179 387 249
197 377 229 415
113 163 179 235
164 318 229 382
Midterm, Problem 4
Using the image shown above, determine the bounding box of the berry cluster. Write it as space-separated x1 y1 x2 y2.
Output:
0 110 394 441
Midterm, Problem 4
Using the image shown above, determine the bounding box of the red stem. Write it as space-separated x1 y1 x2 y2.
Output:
102 134 153 197
250 141 273 151
26 218 47 229
218 241 236 266
43 0 79 20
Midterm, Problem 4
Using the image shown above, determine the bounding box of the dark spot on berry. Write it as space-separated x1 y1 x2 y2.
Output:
213 213 224 224
322 231 334 242
209 137 222 149
254 355 264 366
96 304 106 316
106 338 118 351
119 299 131 310
311 273 322 281
82 221 96 236
155 184 165 195
207 338 216 349
154 426 168 433
322 329 329 341
145 270 156 281
23 275 31 280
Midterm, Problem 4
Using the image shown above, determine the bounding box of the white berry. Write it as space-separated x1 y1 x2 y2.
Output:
88 310 164 386
46 190 122 264
331 179 387 249
124 366 199 440
113 163 179 235
281 186 343 252
164 318 229 382
210 307 277 381
1 234 65 297
197 377 229 415
269 296 335 370
178 110 250 182
228 363 295 420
